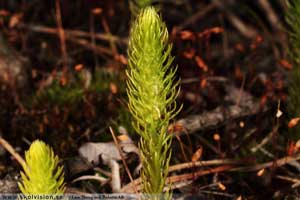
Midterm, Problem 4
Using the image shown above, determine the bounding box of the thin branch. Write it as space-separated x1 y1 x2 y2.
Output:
169 158 252 172
18 23 127 44
122 155 300 193
67 36 112 56
109 127 138 194
121 165 234 193
257 0 282 31
213 0 258 38
230 155 300 172
174 3 217 32
55 0 68 69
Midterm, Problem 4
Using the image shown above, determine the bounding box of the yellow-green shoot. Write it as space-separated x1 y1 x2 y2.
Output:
127 6 181 196
18 140 65 195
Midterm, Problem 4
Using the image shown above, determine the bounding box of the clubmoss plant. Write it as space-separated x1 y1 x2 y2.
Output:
18 140 65 194
286 0 300 139
127 6 181 196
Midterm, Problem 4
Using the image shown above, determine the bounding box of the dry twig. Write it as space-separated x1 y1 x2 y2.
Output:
109 127 138 194
257 0 282 31
18 24 127 44
0 137 25 166
121 165 234 193
55 0 68 69
213 0 258 38
174 4 217 32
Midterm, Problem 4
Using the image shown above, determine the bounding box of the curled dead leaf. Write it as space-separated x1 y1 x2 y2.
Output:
236 195 242 200
279 59 293 70
200 79 207 88
110 83 118 94
180 30 195 40
287 140 300 156
74 64 84 72
115 54 128 65
182 48 196 59
239 121 245 128
198 27 224 38
217 182 226 191
9 13 23 28
195 56 208 72
288 117 300 128
92 8 103 15
257 168 265 177
213 133 220 141
191 146 203 162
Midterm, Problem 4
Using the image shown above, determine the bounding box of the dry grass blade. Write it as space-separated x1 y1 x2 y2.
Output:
0 137 25 166
109 127 138 194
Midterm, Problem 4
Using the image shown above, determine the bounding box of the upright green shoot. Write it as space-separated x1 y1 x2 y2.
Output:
18 140 65 194
127 7 181 196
